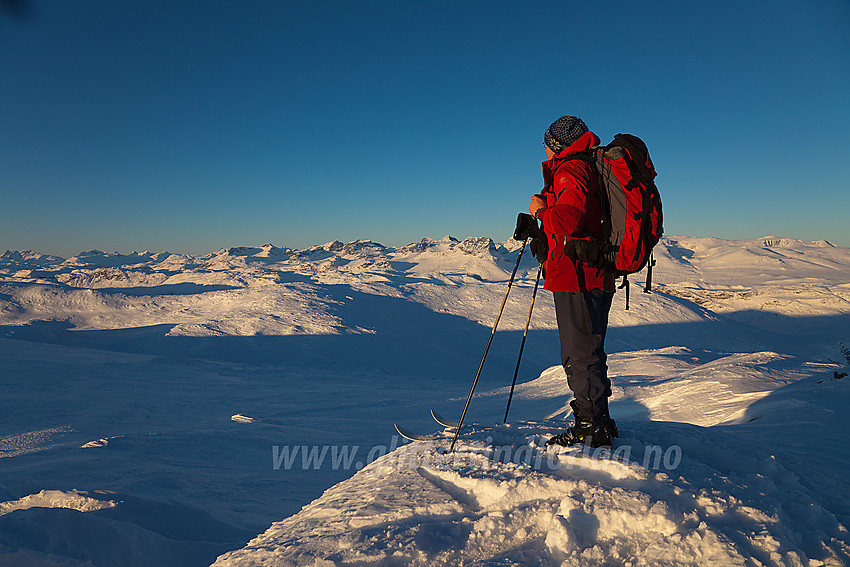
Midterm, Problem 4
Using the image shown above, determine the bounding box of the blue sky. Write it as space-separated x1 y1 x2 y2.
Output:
2 0 849 256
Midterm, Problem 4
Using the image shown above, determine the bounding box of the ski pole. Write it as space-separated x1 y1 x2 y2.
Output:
503 262 542 423
449 239 527 453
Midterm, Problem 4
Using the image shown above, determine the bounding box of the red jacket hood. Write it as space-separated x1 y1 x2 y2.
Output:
542 131 601 179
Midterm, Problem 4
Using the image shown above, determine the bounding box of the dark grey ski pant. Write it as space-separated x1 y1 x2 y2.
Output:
552 289 614 421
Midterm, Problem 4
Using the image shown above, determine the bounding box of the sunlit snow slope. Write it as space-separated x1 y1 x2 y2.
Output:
1 235 848 566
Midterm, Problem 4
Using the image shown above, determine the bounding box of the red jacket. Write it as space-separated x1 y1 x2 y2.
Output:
537 131 616 293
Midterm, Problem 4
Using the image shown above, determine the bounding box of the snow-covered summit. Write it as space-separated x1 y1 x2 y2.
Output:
0 249 64 267
58 249 174 270
397 235 460 254
215 371 850 565
395 235 500 260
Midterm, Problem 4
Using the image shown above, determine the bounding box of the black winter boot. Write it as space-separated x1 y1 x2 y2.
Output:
546 416 618 449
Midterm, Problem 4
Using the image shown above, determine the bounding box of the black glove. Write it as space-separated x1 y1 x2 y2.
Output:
514 213 548 264
514 213 536 241
529 230 548 264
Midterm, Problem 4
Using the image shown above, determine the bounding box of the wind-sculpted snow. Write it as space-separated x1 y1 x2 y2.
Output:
0 235 848 566
0 489 116 516
214 407 850 566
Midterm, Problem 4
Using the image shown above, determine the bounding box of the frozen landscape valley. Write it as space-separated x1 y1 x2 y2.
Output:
1 235 848 566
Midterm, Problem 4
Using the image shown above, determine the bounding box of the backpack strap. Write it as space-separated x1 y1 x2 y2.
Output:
619 275 630 310
643 252 655 293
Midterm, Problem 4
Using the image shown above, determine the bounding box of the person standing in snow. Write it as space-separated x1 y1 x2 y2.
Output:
528 115 619 448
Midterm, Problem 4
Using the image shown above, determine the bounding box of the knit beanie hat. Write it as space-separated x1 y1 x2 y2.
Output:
544 116 589 153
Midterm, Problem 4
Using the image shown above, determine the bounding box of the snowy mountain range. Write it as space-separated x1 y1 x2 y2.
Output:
1 235 848 566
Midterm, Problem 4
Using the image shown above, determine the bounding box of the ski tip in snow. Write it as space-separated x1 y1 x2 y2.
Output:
430 409 460 429
393 423 432 442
